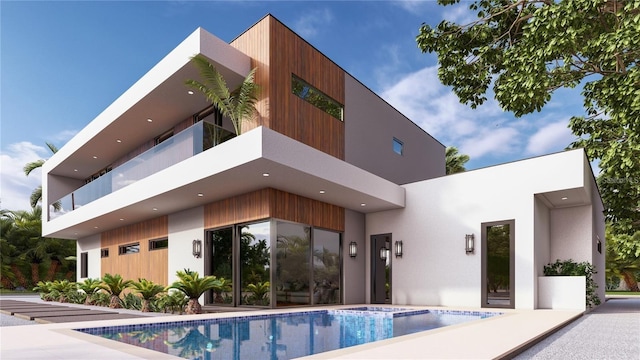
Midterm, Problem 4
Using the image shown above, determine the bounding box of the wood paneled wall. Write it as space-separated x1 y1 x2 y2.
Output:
205 188 344 232
231 15 345 159
101 216 169 285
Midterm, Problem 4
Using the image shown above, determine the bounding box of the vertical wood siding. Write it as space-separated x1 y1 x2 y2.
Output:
204 188 344 231
101 217 168 285
231 16 345 159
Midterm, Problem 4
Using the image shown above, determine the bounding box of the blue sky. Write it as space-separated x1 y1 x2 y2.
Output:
0 0 585 211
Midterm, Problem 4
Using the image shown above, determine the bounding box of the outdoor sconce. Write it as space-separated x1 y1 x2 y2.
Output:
192 239 202 258
465 234 475 254
395 240 403 258
379 247 388 261
597 239 602 254
349 241 358 258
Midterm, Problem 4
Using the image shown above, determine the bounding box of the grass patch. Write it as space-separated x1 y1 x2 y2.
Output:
606 291 640 296
0 289 37 296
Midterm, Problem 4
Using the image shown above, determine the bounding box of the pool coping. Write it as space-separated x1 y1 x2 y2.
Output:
0 304 583 360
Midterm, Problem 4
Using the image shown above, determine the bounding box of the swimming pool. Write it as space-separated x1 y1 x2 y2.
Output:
78 307 500 359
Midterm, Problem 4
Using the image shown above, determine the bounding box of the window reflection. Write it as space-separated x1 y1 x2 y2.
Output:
313 229 341 304
276 222 311 306
240 222 271 306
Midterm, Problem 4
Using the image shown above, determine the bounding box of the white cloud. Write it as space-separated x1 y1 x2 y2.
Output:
393 0 431 15
526 120 575 155
0 142 48 211
292 8 334 39
380 65 517 159
442 3 478 24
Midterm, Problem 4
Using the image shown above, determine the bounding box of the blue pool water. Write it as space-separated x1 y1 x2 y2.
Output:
78 307 500 359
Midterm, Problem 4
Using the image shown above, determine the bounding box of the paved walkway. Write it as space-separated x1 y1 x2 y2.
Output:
515 296 640 360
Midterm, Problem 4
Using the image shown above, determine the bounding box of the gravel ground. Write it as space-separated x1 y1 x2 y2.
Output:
0 313 36 327
514 297 640 360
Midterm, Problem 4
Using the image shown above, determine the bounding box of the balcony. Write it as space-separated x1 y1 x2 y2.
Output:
51 121 235 219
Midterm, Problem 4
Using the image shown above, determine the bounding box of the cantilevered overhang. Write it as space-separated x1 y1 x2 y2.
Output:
43 27 250 182
43 127 406 239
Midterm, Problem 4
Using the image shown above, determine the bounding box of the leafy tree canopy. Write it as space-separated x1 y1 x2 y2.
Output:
417 0 639 233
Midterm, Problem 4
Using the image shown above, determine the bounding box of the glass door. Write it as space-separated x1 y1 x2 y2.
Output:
205 227 233 305
482 220 515 308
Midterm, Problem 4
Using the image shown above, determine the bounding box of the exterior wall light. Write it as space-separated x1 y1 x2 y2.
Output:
465 234 475 254
349 241 358 258
192 239 202 258
395 240 403 258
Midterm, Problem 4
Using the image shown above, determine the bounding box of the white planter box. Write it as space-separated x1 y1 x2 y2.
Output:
538 276 586 311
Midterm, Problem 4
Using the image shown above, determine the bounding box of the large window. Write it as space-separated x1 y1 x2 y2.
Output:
276 221 311 306
208 227 233 305
313 228 341 304
292 74 343 121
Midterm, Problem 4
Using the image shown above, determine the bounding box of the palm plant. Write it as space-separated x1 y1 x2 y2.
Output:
246 281 270 306
77 278 103 305
157 291 189 314
445 146 470 175
33 280 54 300
23 142 60 210
185 54 259 136
50 279 77 303
129 278 165 312
168 269 222 314
100 273 133 308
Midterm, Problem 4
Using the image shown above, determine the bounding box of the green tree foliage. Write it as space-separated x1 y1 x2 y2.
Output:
23 142 60 210
606 229 640 291
445 146 470 174
417 0 639 233
0 207 75 289
186 54 259 135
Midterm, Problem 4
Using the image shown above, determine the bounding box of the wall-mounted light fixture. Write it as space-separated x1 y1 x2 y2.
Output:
349 241 358 258
192 239 202 258
465 234 475 254
395 240 403 258
597 238 602 254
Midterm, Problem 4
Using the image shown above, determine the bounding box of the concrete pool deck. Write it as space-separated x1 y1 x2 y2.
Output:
0 296 636 359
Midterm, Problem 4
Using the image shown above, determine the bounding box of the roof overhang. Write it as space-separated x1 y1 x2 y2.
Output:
43 127 405 239
43 28 251 181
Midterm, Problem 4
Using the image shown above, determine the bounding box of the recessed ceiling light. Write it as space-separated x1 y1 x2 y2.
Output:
119 218 124 221
147 118 153 123
187 90 194 95
152 207 158 211
116 139 122 143
319 190 326 194
92 155 98 159
360 203 366 207
74 169 78 172
561 197 568 200
94 226 99 229
197 193 204 197
262 173 270 177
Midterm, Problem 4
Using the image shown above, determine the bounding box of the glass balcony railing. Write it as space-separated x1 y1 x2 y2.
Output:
51 121 235 219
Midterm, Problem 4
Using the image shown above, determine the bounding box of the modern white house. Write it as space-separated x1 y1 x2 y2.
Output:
42 14 605 311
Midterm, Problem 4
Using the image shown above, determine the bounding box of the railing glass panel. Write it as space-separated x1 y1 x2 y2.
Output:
50 121 235 219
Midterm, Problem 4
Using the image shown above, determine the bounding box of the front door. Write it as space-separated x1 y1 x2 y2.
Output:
371 234 391 304
481 220 515 308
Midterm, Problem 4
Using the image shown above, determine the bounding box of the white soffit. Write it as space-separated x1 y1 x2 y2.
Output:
44 28 251 181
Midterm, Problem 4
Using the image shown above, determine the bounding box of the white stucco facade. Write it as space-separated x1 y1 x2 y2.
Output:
366 149 605 310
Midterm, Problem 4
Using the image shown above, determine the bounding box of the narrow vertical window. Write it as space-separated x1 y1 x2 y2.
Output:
80 252 88 278
100 248 109 258
393 138 404 155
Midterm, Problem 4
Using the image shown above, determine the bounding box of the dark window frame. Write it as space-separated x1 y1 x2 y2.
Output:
291 74 344 121
149 238 169 251
118 242 140 255
100 248 109 258
393 138 404 155
80 252 88 278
